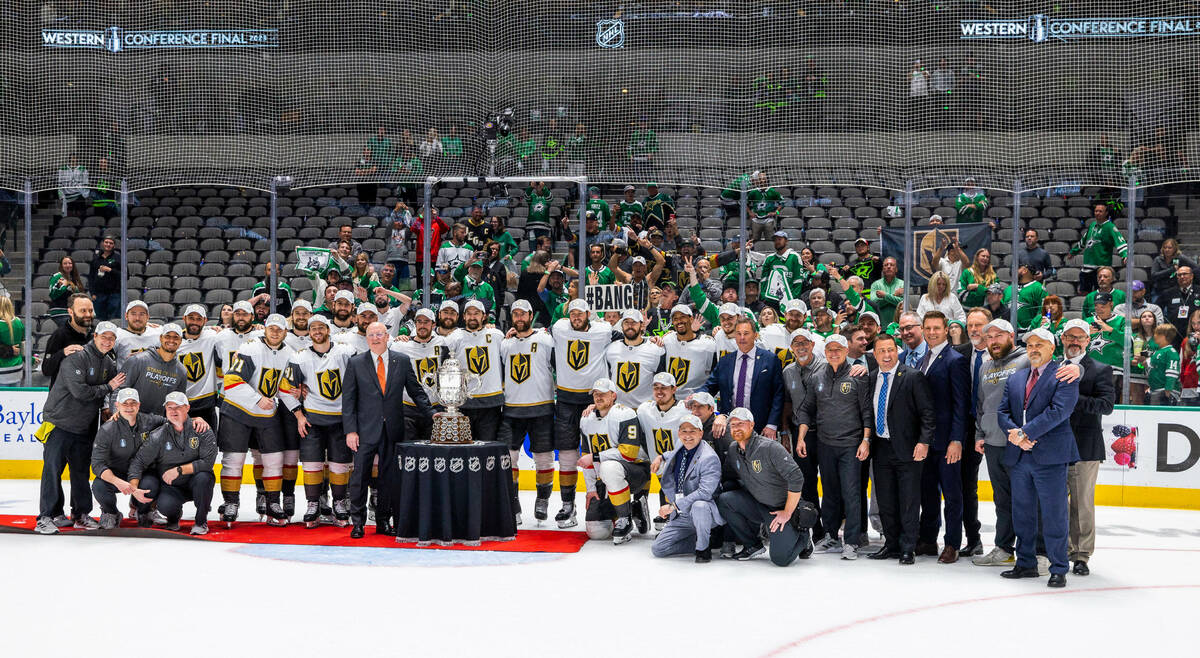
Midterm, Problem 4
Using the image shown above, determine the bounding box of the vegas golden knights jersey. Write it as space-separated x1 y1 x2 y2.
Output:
712 327 739 361
661 332 717 396
636 399 690 465
283 330 312 352
278 343 356 424
605 339 665 409
214 328 258 386
551 318 615 403
333 330 369 354
219 337 295 428
176 328 221 410
390 335 448 407
579 403 647 470
115 326 163 369
757 323 795 368
445 327 506 408
500 331 555 416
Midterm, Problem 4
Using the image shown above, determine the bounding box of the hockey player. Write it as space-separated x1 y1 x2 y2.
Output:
334 302 379 354
216 314 295 527
445 300 505 442
279 315 356 528
760 299 809 366
578 378 651 545
177 304 222 427
285 300 314 351
435 299 462 339
637 372 691 530
605 309 665 408
661 305 718 397
119 324 187 416
390 308 448 442
329 290 358 335
114 300 162 368
498 300 559 525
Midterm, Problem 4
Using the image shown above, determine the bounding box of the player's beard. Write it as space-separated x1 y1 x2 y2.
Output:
293 318 308 331
570 317 587 331
184 321 204 337
439 317 457 331
513 318 531 333
465 318 482 331
622 327 639 341
234 318 252 333
415 326 432 340
334 310 351 322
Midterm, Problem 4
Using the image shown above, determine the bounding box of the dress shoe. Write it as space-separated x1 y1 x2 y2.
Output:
375 520 395 536
1072 561 1090 576
915 541 939 556
868 547 901 560
937 546 959 564
350 524 365 539
1001 566 1041 579
960 539 984 557
1048 573 1067 588
695 548 712 563
899 552 915 565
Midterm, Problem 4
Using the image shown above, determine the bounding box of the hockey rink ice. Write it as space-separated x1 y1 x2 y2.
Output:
1 480 1197 657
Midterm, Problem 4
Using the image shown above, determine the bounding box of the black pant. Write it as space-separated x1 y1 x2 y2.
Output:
349 438 392 525
919 450 964 547
787 421 825 540
716 489 810 567
960 430 983 547
1077 268 1098 295
92 476 156 516
464 406 501 443
154 472 215 524
189 406 218 434
872 439 923 552
817 442 862 544
39 428 94 519
405 413 434 444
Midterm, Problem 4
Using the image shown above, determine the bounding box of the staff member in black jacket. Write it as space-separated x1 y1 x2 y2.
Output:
954 307 991 557
41 293 94 388
35 321 123 535
867 334 935 564
1060 319 1115 576
128 392 218 535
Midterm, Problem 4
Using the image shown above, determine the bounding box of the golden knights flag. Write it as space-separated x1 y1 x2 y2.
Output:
296 246 332 275
881 223 991 287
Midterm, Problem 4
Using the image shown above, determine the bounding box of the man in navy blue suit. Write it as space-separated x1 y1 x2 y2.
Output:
704 316 784 438
996 328 1079 587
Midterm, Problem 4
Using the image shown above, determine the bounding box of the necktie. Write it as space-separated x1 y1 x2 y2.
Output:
1024 367 1039 408
876 372 890 437
972 350 984 415
735 354 749 408
377 354 387 394
675 450 689 489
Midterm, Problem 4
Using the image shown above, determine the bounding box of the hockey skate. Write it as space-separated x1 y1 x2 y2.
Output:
632 495 650 534
533 498 549 524
255 493 267 521
612 516 634 545
283 494 296 519
221 502 240 528
319 493 335 525
333 498 351 527
303 501 321 528
266 501 288 527
555 501 578 529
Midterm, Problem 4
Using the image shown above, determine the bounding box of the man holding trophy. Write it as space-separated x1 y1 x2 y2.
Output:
444 300 506 443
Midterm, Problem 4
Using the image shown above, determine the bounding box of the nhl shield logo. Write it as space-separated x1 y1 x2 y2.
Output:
510 353 531 384
257 368 282 398
181 352 206 383
486 456 496 471
653 429 674 456
567 340 589 371
434 457 447 473
616 362 640 392
450 458 464 473
469 456 481 472
318 368 342 400
466 346 490 376
419 457 430 472
596 19 625 49
404 456 416 472
840 381 852 395
188 437 198 450
500 454 511 470
668 357 690 386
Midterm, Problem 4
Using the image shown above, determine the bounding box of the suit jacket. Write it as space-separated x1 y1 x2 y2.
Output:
869 363 936 461
705 347 784 432
342 349 434 444
660 440 723 518
1068 356 1115 462
903 343 968 451
997 361 1080 466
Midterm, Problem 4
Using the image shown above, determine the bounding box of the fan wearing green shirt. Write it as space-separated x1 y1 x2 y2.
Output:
1080 266 1126 319
525 182 555 250
441 127 463 160
565 123 588 175
1071 203 1128 294
452 259 497 322
955 178 990 226
642 182 675 231
514 128 537 171
628 118 657 177
747 173 784 244
869 257 905 326
1146 324 1181 405
958 248 997 309
366 126 393 165
759 231 805 307
583 244 616 285
616 185 644 230
585 186 612 231
1002 263 1047 330
1084 292 1129 371
1031 295 1067 358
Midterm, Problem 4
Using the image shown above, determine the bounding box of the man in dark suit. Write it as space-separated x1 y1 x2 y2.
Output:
902 311 968 563
1060 319 1115 576
954 307 991 556
704 316 784 438
868 334 936 564
343 321 435 538
997 328 1080 588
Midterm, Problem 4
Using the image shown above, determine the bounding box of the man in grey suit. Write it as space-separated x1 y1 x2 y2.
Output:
650 414 725 562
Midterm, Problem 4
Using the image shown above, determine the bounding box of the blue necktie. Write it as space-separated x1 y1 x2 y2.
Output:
876 372 890 437
972 350 984 416
907 349 920 369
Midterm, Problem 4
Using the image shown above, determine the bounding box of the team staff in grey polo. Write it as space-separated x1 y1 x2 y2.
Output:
119 323 187 415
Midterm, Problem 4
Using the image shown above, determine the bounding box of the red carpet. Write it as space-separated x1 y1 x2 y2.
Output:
0 515 588 553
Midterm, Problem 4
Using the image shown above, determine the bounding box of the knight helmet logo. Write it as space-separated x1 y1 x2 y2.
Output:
509 353 531 384
589 433 611 454
653 429 674 456
616 361 640 392
840 381 852 395
774 347 794 367
668 357 691 386
416 357 438 387
181 351 206 382
567 340 590 371
188 437 199 450
916 228 960 280
467 346 490 375
596 19 625 49
257 368 281 398
318 368 342 400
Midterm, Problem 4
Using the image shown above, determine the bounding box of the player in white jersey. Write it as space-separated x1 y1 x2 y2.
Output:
333 303 379 354
114 300 163 369
284 300 314 351
761 299 821 367
636 372 692 530
328 290 358 335
444 300 506 442
177 304 222 427
278 315 356 528
216 314 295 527
661 304 718 397
391 308 449 445
435 299 463 340
577 379 651 544
712 303 743 360
605 309 665 408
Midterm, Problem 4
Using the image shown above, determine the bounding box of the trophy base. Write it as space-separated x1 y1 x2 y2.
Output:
430 411 474 445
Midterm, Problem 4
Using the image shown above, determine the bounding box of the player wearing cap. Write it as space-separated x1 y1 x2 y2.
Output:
639 372 691 530
217 313 296 527
605 309 666 408
279 315 357 528
444 299 506 442
334 302 380 354
114 300 163 369
661 304 717 396
616 185 643 230
578 378 651 544
329 290 358 335
214 300 259 386
551 299 617 471
118 323 187 416
391 308 449 442
760 231 805 308
435 299 462 339
761 299 810 367
128 392 218 534
177 304 222 428
285 299 314 351
498 300 561 525
650 413 726 562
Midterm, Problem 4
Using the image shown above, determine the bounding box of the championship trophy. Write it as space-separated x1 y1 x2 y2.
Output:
423 355 480 444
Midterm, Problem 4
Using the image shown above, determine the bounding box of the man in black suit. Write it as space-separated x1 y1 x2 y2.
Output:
954 307 991 557
343 321 435 538
868 334 935 564
704 317 785 438
1060 319 1115 576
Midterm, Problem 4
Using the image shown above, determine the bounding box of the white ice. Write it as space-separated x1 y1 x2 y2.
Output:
1 480 1198 657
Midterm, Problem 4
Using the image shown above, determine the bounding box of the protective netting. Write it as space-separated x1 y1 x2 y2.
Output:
3 1 1197 192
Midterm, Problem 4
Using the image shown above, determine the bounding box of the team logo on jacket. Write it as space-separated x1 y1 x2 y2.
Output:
567 340 589 371
668 357 690 386
188 437 198 450
318 368 342 400
258 368 282 397
751 459 762 473
616 362 639 392
509 353 531 383
774 347 794 367
181 352 206 382
839 381 852 394
466 346 490 375
588 433 611 453
653 429 674 456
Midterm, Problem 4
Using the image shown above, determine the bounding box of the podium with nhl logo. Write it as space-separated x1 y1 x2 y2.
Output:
393 440 517 546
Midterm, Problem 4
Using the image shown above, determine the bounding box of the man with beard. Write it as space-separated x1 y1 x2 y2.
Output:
177 304 222 428
640 373 692 530
279 315 357 528
334 303 379 354
114 300 163 369
761 299 813 368
42 293 95 387
214 300 258 385
661 305 717 397
285 300 314 351
584 243 616 285
578 378 651 544
119 323 187 416
760 231 805 310
605 309 665 409
955 307 992 558
499 300 559 524
329 290 358 335
391 308 448 443
610 231 667 313
436 222 473 272
436 299 462 339
444 300 506 443
691 298 744 360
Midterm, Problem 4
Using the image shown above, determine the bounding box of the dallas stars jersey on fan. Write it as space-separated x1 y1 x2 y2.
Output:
115 326 162 369
500 331 556 416
760 249 805 304
446 328 506 407
579 403 648 467
333 331 369 354
220 338 295 428
551 318 615 403
661 332 717 395
176 329 221 410
617 200 643 227
1084 314 1129 369
605 339 666 408
758 323 795 367
278 344 356 423
636 399 689 465
390 335 448 407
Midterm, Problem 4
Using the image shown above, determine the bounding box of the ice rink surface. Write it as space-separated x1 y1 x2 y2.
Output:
2 480 1198 657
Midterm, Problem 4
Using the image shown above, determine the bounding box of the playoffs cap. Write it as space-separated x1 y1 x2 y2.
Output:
824 334 848 349
590 378 618 394
688 391 716 408
652 372 677 387
1026 327 1057 346
678 414 703 430
670 304 693 318
356 303 380 316
985 318 1015 334
164 391 190 407
511 299 533 314
718 302 741 318
463 299 486 313
790 327 814 344
333 290 356 304
232 300 254 314
264 314 288 330
125 300 148 313
182 304 207 319
567 299 590 314
292 299 313 312
729 407 755 424
159 323 183 337
439 300 460 313
1063 318 1092 336
414 308 436 322
94 321 119 337
621 309 643 323
308 314 331 327
115 388 140 404
783 298 808 315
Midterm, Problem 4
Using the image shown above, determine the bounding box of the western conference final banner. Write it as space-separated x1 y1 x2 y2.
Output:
881 223 991 288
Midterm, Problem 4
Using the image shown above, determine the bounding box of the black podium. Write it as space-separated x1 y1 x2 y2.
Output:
393 441 517 546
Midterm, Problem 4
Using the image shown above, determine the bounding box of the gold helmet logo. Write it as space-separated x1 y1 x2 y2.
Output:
668 357 691 386
653 429 674 456
257 368 281 398
567 339 590 371
318 368 342 400
616 362 640 392
416 357 438 387
916 228 958 280
774 347 794 367
181 351 206 382
467 346 490 375
509 353 531 384
589 433 611 454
